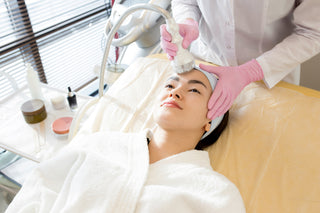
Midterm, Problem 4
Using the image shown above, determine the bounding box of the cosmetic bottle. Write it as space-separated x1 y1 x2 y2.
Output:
67 87 78 110
26 63 44 100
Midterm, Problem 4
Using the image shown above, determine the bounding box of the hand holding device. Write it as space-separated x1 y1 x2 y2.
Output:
160 19 199 60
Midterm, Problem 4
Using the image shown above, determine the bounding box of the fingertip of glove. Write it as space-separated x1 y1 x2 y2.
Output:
199 63 215 72
199 63 207 69
207 111 215 120
182 40 189 49
160 25 171 41
167 54 174 60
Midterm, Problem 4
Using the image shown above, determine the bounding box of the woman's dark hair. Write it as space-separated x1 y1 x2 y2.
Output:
195 111 229 150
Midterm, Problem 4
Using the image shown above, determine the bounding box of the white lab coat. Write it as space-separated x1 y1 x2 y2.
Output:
172 0 320 88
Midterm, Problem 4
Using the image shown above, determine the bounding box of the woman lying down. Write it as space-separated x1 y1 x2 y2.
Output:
6 67 245 213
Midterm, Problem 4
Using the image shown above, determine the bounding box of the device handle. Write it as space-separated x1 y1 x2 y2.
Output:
166 18 194 73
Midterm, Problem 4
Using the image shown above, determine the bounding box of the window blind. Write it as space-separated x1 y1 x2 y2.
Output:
0 0 111 101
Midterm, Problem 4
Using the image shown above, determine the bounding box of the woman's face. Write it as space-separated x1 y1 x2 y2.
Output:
153 69 212 133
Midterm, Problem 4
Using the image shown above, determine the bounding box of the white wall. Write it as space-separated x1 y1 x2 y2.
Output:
300 53 320 91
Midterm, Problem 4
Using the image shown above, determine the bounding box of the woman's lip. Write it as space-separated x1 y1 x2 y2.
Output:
161 100 182 109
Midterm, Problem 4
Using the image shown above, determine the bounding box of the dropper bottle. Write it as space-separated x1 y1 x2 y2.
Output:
67 87 78 110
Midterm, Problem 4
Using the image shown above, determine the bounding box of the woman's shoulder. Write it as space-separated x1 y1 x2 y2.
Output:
190 167 245 211
179 151 245 209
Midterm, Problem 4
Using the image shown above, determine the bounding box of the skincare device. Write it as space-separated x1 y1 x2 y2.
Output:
166 19 195 73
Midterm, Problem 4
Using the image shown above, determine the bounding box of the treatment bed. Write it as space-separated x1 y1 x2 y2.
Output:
68 54 320 213
3 1 319 211
4 54 320 212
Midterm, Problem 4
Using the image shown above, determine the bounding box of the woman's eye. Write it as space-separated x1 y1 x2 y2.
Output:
190 88 200 94
165 84 174 89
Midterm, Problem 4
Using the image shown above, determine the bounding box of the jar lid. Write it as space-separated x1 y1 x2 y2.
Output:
52 117 73 134
21 99 46 115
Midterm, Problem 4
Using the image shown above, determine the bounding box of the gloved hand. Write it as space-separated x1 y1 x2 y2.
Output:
199 59 264 120
160 19 199 60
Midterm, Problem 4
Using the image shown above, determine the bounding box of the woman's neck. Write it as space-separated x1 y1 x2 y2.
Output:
148 127 201 164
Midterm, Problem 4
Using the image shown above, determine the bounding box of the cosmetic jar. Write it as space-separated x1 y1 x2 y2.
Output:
21 99 47 124
52 117 73 139
50 94 66 110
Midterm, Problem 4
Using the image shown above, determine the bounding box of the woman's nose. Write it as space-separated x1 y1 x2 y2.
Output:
169 89 181 99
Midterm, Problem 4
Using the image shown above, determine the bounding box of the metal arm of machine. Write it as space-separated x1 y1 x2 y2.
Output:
99 3 175 98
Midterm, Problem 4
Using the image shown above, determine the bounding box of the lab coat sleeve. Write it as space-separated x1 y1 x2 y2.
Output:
171 0 201 23
257 0 320 88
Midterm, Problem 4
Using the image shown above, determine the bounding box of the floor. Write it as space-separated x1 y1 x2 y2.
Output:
0 189 13 213
0 152 37 212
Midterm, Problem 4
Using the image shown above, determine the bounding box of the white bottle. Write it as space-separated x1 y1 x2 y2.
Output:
26 63 44 100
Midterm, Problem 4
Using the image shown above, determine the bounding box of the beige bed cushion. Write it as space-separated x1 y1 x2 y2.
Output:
207 81 320 212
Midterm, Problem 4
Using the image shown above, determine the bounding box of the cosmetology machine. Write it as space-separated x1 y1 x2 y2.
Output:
101 1 195 93
102 0 171 85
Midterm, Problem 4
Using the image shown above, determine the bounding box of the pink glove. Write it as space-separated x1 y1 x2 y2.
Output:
160 19 199 60
199 59 264 120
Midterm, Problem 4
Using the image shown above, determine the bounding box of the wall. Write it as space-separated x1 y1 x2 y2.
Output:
300 53 320 91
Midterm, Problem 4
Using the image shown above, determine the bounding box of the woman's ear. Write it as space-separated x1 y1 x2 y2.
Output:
204 121 211 132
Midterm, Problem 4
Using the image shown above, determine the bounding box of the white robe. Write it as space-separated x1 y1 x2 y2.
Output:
6 130 245 213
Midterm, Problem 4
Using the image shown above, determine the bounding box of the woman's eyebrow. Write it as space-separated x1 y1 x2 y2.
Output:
168 76 180 81
188 79 207 88
167 76 207 89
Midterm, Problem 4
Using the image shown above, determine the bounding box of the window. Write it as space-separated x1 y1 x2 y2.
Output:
0 0 112 101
